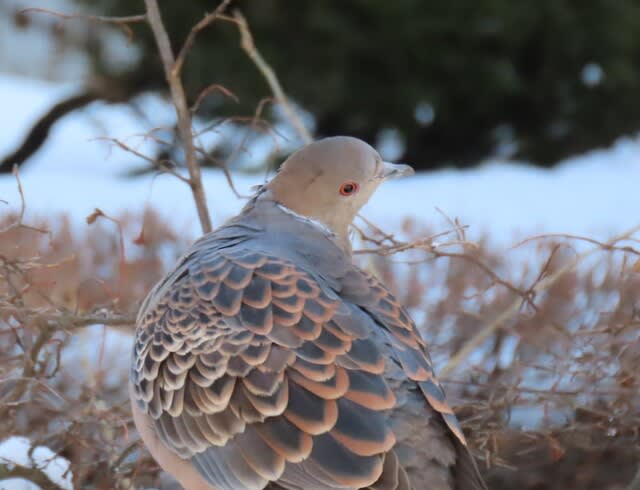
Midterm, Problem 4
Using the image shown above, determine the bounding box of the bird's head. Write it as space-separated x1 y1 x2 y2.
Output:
266 136 413 243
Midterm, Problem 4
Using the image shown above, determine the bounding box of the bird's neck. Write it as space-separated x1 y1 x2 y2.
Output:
242 187 352 256
274 203 353 254
245 193 353 255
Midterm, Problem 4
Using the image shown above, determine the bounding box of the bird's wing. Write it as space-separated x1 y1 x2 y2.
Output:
131 247 408 490
344 270 487 490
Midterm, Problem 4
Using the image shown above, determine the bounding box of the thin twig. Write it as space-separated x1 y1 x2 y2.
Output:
0 462 65 490
144 0 213 234
191 84 239 114
173 0 233 77
441 224 640 377
19 7 146 24
436 206 467 242
194 144 244 199
94 136 190 184
19 7 146 41
0 166 49 235
514 232 640 256
233 9 312 144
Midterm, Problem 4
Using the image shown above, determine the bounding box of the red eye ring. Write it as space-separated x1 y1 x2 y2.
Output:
339 181 359 196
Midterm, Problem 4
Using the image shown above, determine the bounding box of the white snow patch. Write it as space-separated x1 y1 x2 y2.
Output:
0 436 72 490
0 72 638 251
60 324 133 391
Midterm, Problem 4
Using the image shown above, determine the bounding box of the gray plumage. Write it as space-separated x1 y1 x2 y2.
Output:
130 137 487 490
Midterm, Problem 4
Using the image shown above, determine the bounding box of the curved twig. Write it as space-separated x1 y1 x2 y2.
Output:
441 224 640 377
233 9 312 144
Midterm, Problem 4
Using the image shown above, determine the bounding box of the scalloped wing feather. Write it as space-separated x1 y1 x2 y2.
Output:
131 247 485 490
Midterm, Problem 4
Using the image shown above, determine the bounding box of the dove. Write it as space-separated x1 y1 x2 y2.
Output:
130 136 487 490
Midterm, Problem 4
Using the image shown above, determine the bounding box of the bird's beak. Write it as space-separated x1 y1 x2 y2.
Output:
380 161 414 179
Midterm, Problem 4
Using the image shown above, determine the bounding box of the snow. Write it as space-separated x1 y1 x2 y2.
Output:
0 436 72 490
0 76 177 178
1 72 638 249
60 323 133 391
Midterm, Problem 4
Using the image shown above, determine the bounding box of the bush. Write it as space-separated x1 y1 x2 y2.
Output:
1 210 639 489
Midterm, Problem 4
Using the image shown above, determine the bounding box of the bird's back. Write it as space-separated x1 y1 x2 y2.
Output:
130 200 486 490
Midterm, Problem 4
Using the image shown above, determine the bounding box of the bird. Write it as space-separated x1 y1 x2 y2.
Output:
129 136 487 490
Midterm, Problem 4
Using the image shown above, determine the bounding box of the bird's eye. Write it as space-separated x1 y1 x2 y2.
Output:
339 181 359 196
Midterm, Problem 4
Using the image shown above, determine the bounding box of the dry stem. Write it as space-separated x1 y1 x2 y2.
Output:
441 224 640 377
0 462 65 490
144 0 213 234
173 0 233 77
233 10 312 144
19 7 146 40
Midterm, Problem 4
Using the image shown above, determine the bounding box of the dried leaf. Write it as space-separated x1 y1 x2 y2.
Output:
133 229 145 245
86 208 105 225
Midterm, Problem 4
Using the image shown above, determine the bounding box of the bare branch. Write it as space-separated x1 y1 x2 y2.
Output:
20 7 146 24
173 0 233 77
233 9 312 144
0 166 49 235
19 7 146 41
440 224 640 377
0 462 65 490
191 84 239 114
94 135 190 184
514 232 640 256
194 144 244 199
144 0 213 234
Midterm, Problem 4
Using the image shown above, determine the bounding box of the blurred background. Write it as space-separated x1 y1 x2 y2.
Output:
1 1 640 490
3 0 640 171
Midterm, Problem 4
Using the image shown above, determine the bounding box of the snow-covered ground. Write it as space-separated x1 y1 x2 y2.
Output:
0 72 639 489
0 437 72 490
1 73 639 248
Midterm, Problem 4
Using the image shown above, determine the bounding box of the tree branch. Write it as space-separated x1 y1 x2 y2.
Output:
0 462 65 490
233 10 312 144
19 7 146 41
144 0 213 234
173 0 233 77
440 224 640 377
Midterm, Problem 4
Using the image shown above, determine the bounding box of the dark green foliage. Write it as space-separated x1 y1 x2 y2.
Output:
76 0 640 169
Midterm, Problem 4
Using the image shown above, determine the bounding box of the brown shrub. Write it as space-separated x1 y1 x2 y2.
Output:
1 210 639 489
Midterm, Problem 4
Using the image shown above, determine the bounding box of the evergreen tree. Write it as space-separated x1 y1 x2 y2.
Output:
76 0 640 169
